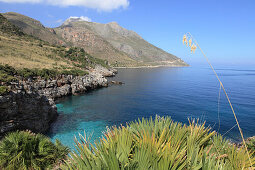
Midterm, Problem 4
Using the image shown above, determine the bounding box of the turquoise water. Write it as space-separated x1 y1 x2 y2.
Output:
49 66 255 149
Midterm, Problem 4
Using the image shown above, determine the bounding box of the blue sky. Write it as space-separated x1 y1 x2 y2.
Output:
0 0 254 66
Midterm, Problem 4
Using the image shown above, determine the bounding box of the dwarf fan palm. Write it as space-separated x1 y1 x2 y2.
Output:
62 116 255 169
0 131 69 169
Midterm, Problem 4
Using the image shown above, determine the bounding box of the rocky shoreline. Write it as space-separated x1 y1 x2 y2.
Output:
0 68 117 138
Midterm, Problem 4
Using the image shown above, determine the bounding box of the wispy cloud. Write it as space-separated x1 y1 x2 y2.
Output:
0 0 41 2
56 19 63 23
0 0 130 11
69 16 92 22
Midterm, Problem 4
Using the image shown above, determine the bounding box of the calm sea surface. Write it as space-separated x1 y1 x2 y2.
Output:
49 66 255 149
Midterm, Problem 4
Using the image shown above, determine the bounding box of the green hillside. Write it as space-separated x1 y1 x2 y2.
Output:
0 14 108 71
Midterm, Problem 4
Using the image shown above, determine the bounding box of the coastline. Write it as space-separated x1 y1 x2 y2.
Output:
114 64 190 69
0 68 116 139
1 65 254 149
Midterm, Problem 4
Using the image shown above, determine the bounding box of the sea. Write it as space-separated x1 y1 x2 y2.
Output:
48 65 255 149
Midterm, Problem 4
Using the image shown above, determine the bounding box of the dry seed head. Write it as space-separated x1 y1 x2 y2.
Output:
189 39 192 47
183 35 187 44
191 44 197 53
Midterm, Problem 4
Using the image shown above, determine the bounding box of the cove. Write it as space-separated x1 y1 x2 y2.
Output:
48 66 255 150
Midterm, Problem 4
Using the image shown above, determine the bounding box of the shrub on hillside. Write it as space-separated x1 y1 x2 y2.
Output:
60 69 88 76
62 116 255 169
0 86 9 95
0 64 89 83
0 131 69 169
247 137 255 156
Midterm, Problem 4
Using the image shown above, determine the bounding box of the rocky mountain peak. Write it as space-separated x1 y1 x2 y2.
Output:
63 16 91 26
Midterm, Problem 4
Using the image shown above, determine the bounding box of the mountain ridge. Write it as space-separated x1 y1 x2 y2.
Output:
2 12 188 67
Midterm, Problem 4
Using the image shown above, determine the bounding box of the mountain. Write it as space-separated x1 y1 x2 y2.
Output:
55 20 136 66
56 18 187 67
2 12 67 46
0 13 109 72
2 13 188 67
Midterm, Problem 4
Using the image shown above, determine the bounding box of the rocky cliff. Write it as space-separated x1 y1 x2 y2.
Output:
0 70 116 138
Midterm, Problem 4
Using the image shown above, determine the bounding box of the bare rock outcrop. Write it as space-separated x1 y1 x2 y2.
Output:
0 92 57 138
0 70 114 138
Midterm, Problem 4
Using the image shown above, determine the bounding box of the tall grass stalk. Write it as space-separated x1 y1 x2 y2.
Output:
183 32 253 167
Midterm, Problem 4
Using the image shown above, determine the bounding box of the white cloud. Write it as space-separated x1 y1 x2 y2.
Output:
0 0 41 2
69 16 92 22
62 16 92 25
0 0 130 11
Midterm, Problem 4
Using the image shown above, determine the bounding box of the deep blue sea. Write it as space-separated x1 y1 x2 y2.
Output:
49 66 255 149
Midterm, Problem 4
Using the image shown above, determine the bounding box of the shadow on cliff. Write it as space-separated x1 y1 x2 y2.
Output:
0 91 58 139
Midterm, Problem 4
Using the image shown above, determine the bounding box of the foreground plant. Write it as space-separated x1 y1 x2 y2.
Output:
0 131 69 169
62 116 255 169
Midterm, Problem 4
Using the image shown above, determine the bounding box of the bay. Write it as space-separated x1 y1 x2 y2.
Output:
49 66 255 149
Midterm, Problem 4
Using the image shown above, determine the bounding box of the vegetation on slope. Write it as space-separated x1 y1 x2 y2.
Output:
2 12 187 67
0 13 113 95
0 14 108 78
62 116 255 169
0 64 88 79
0 131 69 169
2 12 68 46
0 13 24 36
54 46 110 69
0 64 89 95
247 137 255 157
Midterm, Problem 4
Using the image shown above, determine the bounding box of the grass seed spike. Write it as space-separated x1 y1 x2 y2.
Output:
182 32 253 168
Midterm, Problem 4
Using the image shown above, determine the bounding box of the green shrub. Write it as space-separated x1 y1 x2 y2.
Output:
60 69 88 76
247 137 255 156
0 86 8 95
57 47 108 69
0 64 16 75
0 131 69 169
0 65 17 83
0 72 16 83
0 64 90 82
16 68 58 79
62 116 255 169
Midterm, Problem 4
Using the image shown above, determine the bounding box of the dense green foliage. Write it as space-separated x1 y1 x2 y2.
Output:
0 64 88 81
62 116 255 169
0 131 69 169
247 138 255 157
56 47 109 69
0 65 16 82
0 86 8 95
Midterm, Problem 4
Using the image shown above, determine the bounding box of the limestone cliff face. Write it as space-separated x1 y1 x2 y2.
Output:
0 92 57 138
0 70 116 138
